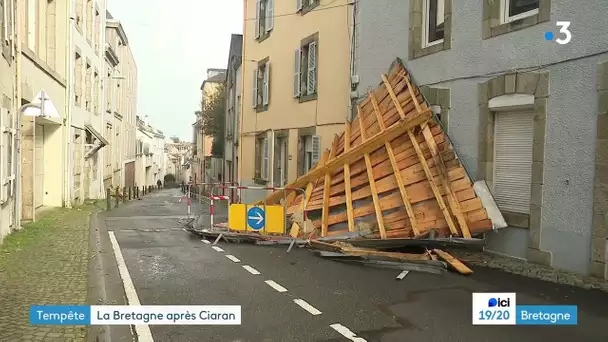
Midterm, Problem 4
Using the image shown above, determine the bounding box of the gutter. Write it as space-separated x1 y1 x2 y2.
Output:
14 0 22 229
62 1 74 207
238 0 247 188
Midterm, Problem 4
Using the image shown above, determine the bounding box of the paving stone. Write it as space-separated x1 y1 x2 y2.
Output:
0 203 100 341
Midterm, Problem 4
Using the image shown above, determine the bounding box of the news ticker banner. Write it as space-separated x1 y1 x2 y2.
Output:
30 305 241 325
472 293 578 325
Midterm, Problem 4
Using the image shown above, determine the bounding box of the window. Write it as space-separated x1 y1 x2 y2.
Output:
1 0 14 62
254 0 273 41
85 62 92 111
86 0 93 41
502 0 539 23
298 135 320 175
75 53 82 106
75 0 83 30
293 39 317 100
93 70 99 114
296 0 319 14
252 60 270 110
422 0 444 47
255 136 269 181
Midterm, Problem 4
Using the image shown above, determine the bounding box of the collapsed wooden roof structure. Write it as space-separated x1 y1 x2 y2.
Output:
260 60 495 240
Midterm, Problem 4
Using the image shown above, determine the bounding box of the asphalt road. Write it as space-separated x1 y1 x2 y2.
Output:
100 189 608 342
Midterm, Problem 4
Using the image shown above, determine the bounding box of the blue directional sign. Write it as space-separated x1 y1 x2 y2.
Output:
247 206 265 230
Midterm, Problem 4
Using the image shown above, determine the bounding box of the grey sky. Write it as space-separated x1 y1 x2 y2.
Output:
108 0 243 142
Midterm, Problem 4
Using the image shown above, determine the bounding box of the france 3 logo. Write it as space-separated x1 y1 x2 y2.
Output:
472 293 516 325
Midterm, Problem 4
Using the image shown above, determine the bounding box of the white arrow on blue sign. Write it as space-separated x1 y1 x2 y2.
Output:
247 207 265 230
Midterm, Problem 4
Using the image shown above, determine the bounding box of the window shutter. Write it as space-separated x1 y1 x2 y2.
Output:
311 135 321 167
0 0 6 45
252 67 258 108
296 0 302 12
254 0 260 39
262 137 269 180
0 107 8 203
293 48 301 98
8 0 13 57
266 0 274 32
263 62 270 105
307 41 317 95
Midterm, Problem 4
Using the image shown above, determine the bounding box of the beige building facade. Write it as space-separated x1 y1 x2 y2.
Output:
0 0 18 241
239 0 352 199
69 0 107 205
18 0 69 220
103 12 137 191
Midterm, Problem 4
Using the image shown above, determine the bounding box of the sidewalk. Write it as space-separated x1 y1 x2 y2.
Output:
0 202 102 341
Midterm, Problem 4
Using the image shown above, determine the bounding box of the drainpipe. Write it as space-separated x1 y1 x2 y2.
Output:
64 1 73 208
14 0 22 229
238 0 247 191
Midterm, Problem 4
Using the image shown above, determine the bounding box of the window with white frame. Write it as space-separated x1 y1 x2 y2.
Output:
422 0 445 47
293 39 317 100
1 0 15 62
255 135 270 181
252 60 270 110
296 0 319 14
299 135 320 175
254 0 273 40
227 90 234 137
501 0 539 23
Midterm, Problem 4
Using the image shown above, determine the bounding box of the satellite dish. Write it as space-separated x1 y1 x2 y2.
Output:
23 90 61 119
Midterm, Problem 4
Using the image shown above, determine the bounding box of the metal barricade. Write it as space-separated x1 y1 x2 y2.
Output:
211 185 308 252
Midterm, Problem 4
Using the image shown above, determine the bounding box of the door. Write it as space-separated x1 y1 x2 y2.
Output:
493 111 534 214
35 125 44 208
281 139 288 186
124 161 135 188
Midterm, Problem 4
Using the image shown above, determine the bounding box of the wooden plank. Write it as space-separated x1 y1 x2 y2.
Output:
343 122 355 232
421 123 472 238
433 249 473 275
341 247 431 261
358 106 387 239
321 136 340 236
289 222 300 238
261 108 432 204
398 72 423 114
370 91 420 237
381 73 460 236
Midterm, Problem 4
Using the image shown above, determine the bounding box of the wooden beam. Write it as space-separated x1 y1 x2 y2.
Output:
399 72 423 114
421 123 472 238
343 122 355 232
382 73 459 235
261 109 432 204
381 74 407 120
321 136 340 236
433 249 473 275
358 106 387 239
370 91 421 237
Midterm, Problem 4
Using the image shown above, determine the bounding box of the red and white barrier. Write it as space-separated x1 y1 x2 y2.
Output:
210 195 230 228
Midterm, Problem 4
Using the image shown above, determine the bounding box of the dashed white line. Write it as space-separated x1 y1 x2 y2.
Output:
242 265 261 275
201 239 210 244
264 280 288 293
225 255 241 263
330 323 367 342
293 299 322 316
212 246 224 252
108 232 154 342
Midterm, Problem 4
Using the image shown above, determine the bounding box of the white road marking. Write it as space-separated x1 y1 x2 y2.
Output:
264 280 287 293
108 232 154 342
293 299 322 316
330 323 367 342
201 239 210 244
212 246 224 252
225 255 241 263
242 265 261 275
396 270 410 280
182 228 187 232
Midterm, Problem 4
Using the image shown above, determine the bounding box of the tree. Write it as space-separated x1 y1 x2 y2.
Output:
201 83 226 157
170 136 180 143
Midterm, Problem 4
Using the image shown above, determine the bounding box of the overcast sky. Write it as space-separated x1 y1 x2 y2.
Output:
108 0 243 142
